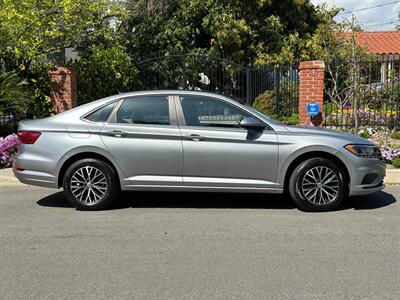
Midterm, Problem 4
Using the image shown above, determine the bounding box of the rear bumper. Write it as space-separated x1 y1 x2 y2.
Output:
13 168 58 188
12 144 60 189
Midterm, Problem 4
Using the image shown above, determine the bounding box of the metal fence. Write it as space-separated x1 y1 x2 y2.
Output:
324 57 400 132
0 112 26 137
249 65 299 115
136 54 299 115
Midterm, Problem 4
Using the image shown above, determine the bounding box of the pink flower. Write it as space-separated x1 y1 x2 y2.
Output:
0 134 20 168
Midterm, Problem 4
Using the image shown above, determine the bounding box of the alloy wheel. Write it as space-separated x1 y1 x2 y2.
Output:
300 166 340 205
70 166 108 205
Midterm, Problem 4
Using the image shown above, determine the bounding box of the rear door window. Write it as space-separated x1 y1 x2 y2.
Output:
115 96 170 125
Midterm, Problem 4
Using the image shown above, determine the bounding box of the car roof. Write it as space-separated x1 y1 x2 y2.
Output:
110 90 237 101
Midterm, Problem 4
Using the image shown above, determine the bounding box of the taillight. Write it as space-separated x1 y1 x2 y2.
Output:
17 131 41 144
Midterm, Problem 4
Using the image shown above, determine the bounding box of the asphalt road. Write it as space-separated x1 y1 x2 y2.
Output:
0 187 399 300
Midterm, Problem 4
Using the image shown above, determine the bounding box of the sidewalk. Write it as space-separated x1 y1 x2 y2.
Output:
0 168 26 187
1 167 399 188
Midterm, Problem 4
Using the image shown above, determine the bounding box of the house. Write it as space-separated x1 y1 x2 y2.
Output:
341 31 400 83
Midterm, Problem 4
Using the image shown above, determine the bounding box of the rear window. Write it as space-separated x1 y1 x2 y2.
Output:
84 102 117 122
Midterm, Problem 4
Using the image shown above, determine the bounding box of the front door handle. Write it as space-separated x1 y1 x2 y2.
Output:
106 130 127 137
184 134 205 141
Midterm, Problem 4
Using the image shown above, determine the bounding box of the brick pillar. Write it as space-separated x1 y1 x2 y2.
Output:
299 61 325 126
48 67 77 113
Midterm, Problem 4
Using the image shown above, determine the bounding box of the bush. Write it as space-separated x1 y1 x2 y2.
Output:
68 45 138 104
281 113 300 125
359 130 371 139
0 134 19 168
1 63 54 118
0 71 30 113
23 63 54 118
392 157 400 168
253 91 299 125
392 131 400 140
253 90 276 116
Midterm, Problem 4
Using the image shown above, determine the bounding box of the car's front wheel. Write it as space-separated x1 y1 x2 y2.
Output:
289 157 347 212
63 158 119 210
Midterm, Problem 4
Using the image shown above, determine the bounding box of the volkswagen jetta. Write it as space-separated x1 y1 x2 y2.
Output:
13 91 385 211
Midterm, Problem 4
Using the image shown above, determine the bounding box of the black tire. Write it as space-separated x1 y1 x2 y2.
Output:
288 157 347 212
62 158 119 210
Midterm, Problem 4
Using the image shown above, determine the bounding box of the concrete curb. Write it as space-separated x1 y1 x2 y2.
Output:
1 167 400 188
384 169 400 185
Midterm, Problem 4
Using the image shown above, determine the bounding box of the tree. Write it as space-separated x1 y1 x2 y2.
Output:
0 0 125 65
310 13 377 132
123 0 340 65
0 0 126 116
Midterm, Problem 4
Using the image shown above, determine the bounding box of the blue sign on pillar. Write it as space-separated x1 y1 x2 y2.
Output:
307 101 320 117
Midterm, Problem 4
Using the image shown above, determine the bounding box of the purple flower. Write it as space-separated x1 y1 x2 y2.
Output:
0 134 20 168
381 147 400 163
341 103 352 110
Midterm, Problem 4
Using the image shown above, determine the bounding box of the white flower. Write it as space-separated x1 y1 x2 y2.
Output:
199 73 210 85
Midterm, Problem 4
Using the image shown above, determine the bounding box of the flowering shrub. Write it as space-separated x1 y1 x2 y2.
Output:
326 105 400 127
0 134 20 168
380 147 400 164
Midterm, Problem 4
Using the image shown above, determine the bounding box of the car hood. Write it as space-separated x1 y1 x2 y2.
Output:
283 125 375 145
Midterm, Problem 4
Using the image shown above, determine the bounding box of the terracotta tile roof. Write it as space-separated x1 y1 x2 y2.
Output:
340 31 400 54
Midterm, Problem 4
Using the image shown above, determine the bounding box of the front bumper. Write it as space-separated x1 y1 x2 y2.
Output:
349 180 385 196
347 157 386 196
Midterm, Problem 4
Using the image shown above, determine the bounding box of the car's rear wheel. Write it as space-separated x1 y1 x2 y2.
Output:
62 158 119 210
289 157 347 212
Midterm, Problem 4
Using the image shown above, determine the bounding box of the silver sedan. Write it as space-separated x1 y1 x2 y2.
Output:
13 90 385 211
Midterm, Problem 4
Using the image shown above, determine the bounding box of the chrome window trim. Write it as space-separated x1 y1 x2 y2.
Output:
80 92 273 130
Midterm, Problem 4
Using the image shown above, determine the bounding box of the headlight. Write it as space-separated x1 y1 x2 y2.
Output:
344 144 381 158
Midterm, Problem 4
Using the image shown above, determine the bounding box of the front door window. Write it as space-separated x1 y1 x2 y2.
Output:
180 96 251 128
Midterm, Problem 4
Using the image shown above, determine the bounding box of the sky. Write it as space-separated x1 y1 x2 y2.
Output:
311 0 400 31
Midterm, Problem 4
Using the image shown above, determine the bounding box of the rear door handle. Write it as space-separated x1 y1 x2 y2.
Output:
184 134 205 141
106 130 127 137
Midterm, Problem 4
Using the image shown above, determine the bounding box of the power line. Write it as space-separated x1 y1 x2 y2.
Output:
364 20 398 27
338 1 400 15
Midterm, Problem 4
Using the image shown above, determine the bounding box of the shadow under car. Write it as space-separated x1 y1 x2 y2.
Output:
37 190 396 211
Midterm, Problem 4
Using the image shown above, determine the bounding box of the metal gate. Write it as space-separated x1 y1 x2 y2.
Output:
324 57 400 131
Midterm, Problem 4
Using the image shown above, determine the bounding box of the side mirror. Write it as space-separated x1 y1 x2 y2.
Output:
240 117 265 131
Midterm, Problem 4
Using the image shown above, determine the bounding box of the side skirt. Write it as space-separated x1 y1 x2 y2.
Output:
121 185 284 194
